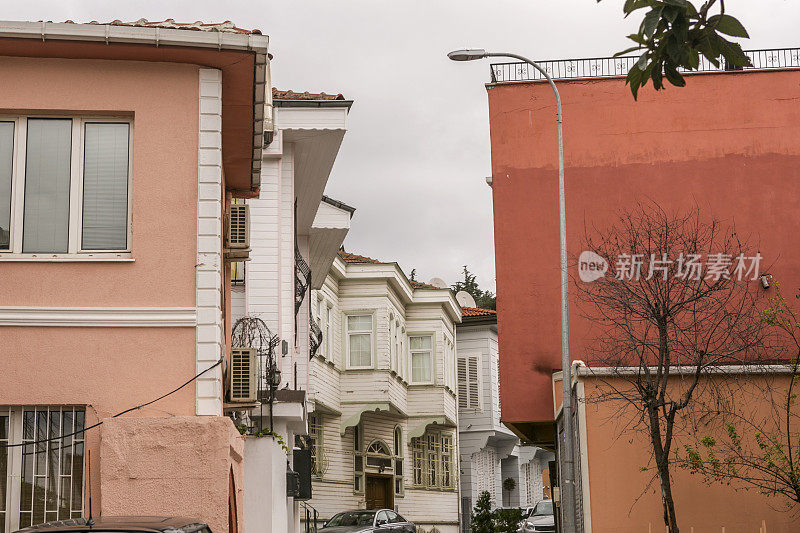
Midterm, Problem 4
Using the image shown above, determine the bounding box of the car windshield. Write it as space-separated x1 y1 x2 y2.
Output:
532 501 554 516
326 511 377 527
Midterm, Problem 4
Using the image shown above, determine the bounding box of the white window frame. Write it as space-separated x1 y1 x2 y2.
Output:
325 303 333 364
409 333 434 385
345 312 375 370
0 115 133 261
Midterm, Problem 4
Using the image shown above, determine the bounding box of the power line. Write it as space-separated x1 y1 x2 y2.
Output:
0 358 224 449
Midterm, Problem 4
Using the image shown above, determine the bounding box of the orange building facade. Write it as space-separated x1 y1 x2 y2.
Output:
487 54 800 531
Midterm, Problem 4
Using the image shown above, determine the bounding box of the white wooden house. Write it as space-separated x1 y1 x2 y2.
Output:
307 251 462 533
456 306 553 529
230 89 352 533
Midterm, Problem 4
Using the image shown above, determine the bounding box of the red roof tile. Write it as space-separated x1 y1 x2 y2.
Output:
409 280 441 290
338 250 380 264
56 18 261 34
273 88 346 101
337 251 447 291
461 307 497 317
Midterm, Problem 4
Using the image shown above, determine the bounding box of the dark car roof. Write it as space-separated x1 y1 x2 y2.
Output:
15 517 209 533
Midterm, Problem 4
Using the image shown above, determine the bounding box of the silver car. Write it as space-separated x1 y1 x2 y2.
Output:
322 509 415 533
516 500 555 533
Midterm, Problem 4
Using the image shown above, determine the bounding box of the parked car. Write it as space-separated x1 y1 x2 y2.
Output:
14 517 212 533
322 509 415 533
516 500 555 533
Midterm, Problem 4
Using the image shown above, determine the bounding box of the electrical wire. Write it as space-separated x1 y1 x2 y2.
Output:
0 358 224 449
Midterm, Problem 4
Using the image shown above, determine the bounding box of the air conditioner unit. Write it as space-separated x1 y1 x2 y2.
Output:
229 347 257 403
226 204 250 250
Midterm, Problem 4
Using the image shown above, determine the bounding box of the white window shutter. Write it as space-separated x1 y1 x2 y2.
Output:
468 356 480 408
457 358 468 409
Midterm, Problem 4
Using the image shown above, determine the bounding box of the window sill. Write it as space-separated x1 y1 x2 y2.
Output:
0 252 133 262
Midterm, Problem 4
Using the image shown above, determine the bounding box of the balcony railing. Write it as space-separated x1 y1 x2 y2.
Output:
489 47 800 83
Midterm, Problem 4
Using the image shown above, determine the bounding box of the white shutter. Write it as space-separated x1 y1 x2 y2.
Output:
457 358 468 409
468 356 480 408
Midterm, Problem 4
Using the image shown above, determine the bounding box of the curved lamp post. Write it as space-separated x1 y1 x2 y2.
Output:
448 49 576 532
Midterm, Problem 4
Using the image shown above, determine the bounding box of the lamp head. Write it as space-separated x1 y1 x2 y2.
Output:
447 49 488 61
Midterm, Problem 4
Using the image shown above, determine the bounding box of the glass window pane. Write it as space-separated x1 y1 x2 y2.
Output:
412 352 431 382
23 119 72 253
0 122 13 250
347 315 371 331
82 123 129 250
349 333 371 367
410 336 431 350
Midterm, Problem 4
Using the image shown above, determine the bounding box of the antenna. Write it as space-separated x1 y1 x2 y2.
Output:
456 290 477 308
86 449 94 527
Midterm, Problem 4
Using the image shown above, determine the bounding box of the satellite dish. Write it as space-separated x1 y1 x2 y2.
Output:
428 277 448 289
456 291 477 308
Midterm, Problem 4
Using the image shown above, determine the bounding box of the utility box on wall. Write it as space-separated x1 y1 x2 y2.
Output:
292 447 313 500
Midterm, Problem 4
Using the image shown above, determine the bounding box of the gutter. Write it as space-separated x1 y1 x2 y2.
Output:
273 98 353 109
0 20 270 193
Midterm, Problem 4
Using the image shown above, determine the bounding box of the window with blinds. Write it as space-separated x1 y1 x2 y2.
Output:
81 123 129 250
457 356 481 409
0 117 131 255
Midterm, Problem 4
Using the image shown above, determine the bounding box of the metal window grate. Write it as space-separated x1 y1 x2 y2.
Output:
411 431 456 490
489 47 800 83
0 407 86 532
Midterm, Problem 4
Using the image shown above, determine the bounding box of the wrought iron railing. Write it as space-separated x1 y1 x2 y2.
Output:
489 47 800 83
295 246 311 316
309 318 322 359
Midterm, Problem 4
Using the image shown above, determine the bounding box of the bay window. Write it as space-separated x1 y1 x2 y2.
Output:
347 314 373 368
0 117 131 257
410 335 433 384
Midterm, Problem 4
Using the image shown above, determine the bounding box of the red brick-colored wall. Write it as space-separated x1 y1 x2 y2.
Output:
488 70 800 426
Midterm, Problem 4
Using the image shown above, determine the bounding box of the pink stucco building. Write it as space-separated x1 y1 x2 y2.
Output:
0 20 270 533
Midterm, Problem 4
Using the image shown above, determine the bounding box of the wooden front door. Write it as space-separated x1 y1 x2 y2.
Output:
365 475 393 510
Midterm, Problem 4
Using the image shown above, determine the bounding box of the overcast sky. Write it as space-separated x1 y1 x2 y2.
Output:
6 1 798 291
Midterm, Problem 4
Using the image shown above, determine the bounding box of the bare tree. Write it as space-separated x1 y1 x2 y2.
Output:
682 283 800 508
576 204 767 533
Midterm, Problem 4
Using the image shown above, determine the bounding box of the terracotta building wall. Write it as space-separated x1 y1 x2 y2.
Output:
487 69 800 425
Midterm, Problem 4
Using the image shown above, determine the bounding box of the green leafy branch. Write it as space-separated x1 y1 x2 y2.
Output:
599 0 752 99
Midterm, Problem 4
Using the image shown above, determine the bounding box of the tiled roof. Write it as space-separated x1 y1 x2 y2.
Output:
338 250 380 264
337 251 448 291
409 280 441 290
462 307 497 317
273 88 346 101
57 18 261 34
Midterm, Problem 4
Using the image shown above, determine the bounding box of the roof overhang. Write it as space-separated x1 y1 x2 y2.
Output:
407 416 456 442
340 402 393 435
309 200 352 289
274 103 349 234
0 21 269 196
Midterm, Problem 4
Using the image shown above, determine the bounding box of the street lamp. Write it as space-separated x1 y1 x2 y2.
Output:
448 48 576 532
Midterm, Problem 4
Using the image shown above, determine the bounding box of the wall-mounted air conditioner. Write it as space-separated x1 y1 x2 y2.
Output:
226 204 250 250
229 347 257 403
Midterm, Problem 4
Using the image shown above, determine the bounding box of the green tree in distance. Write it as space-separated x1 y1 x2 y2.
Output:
600 0 751 99
452 265 496 310
470 491 494 533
